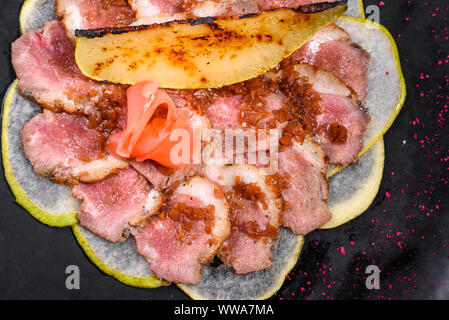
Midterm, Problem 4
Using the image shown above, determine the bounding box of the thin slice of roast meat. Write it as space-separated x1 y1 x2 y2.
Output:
255 0 342 10
73 168 162 242
129 0 187 24
21 110 128 184
167 78 288 163
277 139 331 235
56 0 135 42
291 64 370 165
130 160 202 191
291 24 370 101
130 0 345 25
11 21 127 119
204 91 285 131
204 164 282 274
168 57 368 166
314 94 370 165
133 176 230 284
129 0 258 25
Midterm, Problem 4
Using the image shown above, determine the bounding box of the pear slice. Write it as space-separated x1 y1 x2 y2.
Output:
19 0 56 34
346 0 365 19
179 229 304 300
73 225 166 288
328 16 405 177
2 81 78 227
324 138 384 229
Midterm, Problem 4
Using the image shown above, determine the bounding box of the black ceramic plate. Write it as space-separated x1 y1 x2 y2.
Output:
0 0 448 300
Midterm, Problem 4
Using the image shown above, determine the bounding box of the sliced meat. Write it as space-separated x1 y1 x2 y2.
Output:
205 91 285 130
187 0 259 17
130 0 344 25
57 0 134 41
171 59 368 166
295 22 350 44
292 64 370 164
129 0 186 24
134 176 230 284
291 24 370 101
171 82 286 164
73 168 162 242
21 110 128 184
130 0 185 16
293 63 353 97
11 21 126 117
130 159 202 191
129 0 256 25
204 164 282 274
255 0 342 10
314 94 370 165
277 139 331 235
206 96 242 131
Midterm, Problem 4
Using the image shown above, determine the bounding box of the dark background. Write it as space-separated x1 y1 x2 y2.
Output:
0 0 448 300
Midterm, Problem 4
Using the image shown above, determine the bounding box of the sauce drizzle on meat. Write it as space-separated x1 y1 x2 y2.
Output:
225 177 278 240
159 200 216 243
87 91 123 157
326 122 348 144
168 59 322 147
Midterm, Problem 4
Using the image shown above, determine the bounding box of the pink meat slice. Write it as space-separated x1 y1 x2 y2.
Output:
72 168 160 242
134 196 211 284
314 94 370 165
256 0 342 10
205 92 284 130
219 188 280 274
292 24 370 101
278 139 331 235
56 0 135 41
287 63 370 165
130 0 184 15
203 164 282 274
128 0 186 24
21 110 128 184
203 92 284 163
168 93 267 164
187 0 259 17
134 177 230 284
206 96 242 131
11 21 126 117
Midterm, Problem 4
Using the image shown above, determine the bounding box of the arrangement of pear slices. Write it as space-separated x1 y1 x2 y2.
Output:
3 0 405 299
2 80 79 227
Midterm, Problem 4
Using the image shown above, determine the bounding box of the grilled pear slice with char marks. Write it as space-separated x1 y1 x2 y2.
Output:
74 3 347 89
